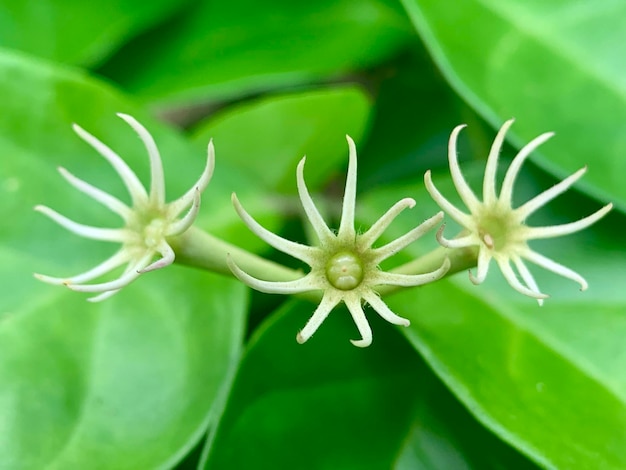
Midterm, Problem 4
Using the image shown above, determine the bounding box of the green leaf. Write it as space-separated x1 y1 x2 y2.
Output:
191 86 372 192
401 0 626 210
0 0 186 66
202 299 538 469
0 50 247 469
200 300 427 469
359 162 626 468
99 0 413 107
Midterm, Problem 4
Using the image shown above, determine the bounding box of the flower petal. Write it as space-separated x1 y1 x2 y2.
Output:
35 205 130 242
499 131 555 206
359 197 415 249
296 157 334 244
468 248 491 285
372 211 443 263
117 113 165 206
73 123 148 206
344 296 372 347
34 249 132 285
227 254 319 294
514 166 587 219
483 119 514 205
140 240 175 273
436 226 478 249
512 255 546 306
67 251 154 293
375 257 450 287
58 167 132 220
362 291 409 326
337 135 358 240
296 292 341 344
168 139 215 216
448 124 480 212
496 258 549 300
424 170 474 227
231 193 316 263
166 188 201 236
523 249 588 291
524 203 612 240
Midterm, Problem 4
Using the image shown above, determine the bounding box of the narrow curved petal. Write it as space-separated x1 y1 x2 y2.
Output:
35 205 129 242
117 113 165 206
73 123 148 205
376 257 450 287
436 227 478 249
523 249 588 291
34 249 132 285
372 211 443 263
67 252 154 293
359 198 415 249
88 289 122 302
469 249 491 285
524 203 612 240
424 170 474 227
337 135 358 239
296 292 341 344
232 193 316 263
448 124 480 212
58 167 132 220
168 139 215 215
296 157 334 243
515 167 587 219
227 254 317 294
496 258 549 300
166 189 201 236
500 131 554 205
483 119 514 205
512 255 546 306
362 291 409 326
344 296 372 348
140 242 174 273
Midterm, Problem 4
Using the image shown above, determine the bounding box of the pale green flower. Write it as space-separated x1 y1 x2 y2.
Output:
228 136 449 347
35 113 214 301
425 119 612 304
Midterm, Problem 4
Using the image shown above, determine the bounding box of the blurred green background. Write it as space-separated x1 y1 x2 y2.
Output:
0 0 625 468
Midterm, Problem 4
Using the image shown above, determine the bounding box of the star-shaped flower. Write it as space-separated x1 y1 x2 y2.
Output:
425 119 612 304
35 113 214 301
228 136 449 347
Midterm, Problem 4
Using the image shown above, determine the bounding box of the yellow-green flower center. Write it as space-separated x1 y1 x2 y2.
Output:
476 209 516 251
325 251 364 290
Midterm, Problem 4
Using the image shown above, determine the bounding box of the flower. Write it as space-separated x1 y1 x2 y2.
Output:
228 136 449 347
425 119 612 304
35 113 214 301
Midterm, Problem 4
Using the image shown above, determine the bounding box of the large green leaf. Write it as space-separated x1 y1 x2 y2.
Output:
0 50 247 469
401 0 626 211
191 86 371 192
201 299 536 469
99 0 413 107
359 159 626 468
0 0 185 66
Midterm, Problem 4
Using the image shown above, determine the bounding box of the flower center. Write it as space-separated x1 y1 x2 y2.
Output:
142 218 168 249
477 210 516 251
325 251 364 290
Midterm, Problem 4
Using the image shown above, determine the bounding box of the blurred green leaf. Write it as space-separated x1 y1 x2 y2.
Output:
99 0 413 107
0 0 186 66
0 49 247 469
192 85 372 192
201 299 537 470
401 0 626 211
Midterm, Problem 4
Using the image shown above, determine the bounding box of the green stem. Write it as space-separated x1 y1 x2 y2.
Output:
171 227 478 302
170 226 302 282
